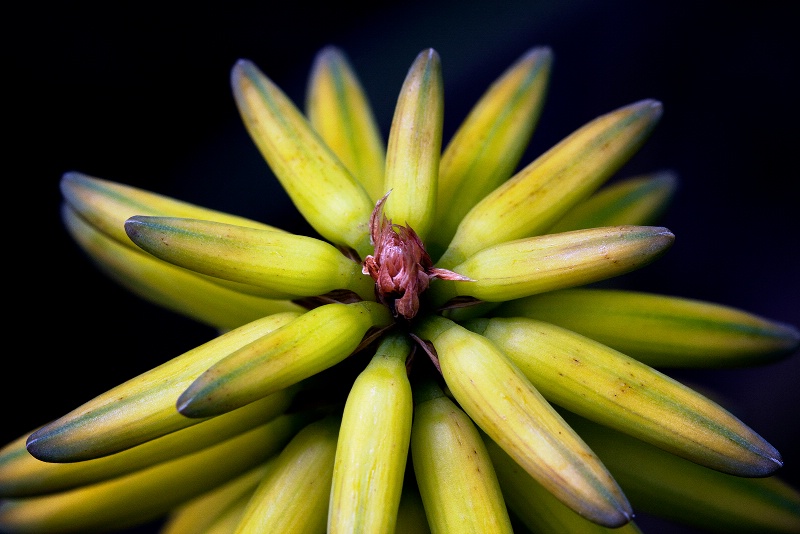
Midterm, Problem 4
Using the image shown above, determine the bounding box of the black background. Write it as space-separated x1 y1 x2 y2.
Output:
4 1 799 532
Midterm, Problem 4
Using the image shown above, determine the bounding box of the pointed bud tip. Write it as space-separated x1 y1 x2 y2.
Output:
422 47 438 58
59 171 83 195
175 397 192 416
231 59 260 86
588 495 634 529
60 170 102 195
316 44 345 62
764 442 783 470
61 170 82 183
743 453 784 478
637 98 663 117
784 323 800 348
24 427 56 462
24 432 40 454
649 170 680 192
732 440 784 477
609 497 635 528
413 48 440 67
233 58 254 70
521 45 554 64
123 216 146 241
175 390 208 419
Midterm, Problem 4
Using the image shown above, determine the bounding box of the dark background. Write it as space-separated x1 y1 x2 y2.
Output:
4 1 799 532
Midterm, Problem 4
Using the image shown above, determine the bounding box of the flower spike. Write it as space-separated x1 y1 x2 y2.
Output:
15 44 796 534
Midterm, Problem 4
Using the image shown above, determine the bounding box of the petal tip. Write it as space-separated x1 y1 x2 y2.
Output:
642 98 664 116
175 390 203 419
524 45 554 63
231 59 258 85
24 428 52 462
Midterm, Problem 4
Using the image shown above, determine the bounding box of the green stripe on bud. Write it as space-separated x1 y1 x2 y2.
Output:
429 225 673 306
177 302 393 418
329 333 413 534
414 315 633 528
495 288 800 367
430 47 552 256
382 49 443 242
0 421 300 533
484 434 644 533
124 216 375 300
64 205 303 329
469 316 783 477
306 46 386 202
60 172 280 250
437 99 663 269
26 313 301 462
548 171 678 232
235 416 340 534
410 378 513 534
232 59 375 257
568 414 800 534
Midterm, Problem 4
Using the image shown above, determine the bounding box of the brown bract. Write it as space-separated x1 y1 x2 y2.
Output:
362 194 471 320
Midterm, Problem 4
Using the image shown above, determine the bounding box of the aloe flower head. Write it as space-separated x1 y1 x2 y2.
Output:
1 45 799 534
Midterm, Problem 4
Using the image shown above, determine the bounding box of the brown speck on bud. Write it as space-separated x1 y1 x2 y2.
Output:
362 193 472 319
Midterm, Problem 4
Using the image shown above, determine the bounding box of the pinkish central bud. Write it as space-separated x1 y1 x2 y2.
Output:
362 193 471 320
